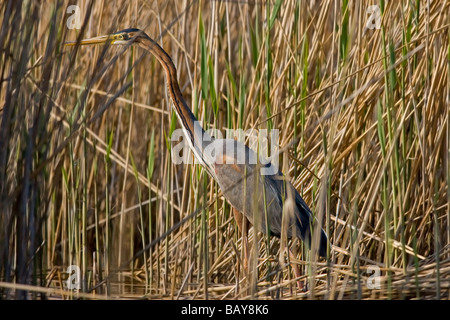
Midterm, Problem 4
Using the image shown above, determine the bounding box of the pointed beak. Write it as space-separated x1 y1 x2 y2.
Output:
65 34 124 46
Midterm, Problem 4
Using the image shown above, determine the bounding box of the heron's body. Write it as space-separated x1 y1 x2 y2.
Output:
66 28 328 262
213 138 327 257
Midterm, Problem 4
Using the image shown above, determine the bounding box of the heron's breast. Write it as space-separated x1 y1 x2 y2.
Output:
214 154 242 174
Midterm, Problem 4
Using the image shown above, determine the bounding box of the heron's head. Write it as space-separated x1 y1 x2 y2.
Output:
65 28 146 46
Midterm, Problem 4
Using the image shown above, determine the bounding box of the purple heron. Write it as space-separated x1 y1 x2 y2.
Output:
66 28 328 283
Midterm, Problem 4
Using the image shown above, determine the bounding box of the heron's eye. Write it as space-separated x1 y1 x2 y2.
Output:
118 34 124 40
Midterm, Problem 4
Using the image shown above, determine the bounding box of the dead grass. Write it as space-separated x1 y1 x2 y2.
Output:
0 0 448 299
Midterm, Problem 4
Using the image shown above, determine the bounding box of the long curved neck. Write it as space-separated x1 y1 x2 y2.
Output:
137 36 214 171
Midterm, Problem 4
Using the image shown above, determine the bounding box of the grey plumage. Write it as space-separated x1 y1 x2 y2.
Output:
213 139 328 257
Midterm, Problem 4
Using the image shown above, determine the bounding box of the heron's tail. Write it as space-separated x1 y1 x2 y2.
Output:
294 193 329 258
300 223 328 258
317 229 328 257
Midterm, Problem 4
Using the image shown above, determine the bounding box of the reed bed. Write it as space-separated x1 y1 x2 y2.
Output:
0 0 448 300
